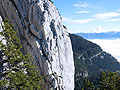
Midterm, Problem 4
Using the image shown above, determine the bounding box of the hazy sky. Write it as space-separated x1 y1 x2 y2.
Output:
52 0 120 33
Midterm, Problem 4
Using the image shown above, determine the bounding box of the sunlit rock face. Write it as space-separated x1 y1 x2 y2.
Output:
0 0 74 90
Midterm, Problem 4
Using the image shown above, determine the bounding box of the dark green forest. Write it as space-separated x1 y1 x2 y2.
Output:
82 71 120 90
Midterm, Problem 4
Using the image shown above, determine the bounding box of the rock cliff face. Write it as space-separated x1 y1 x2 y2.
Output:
0 0 74 90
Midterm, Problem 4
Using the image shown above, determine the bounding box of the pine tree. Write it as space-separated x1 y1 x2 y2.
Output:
0 18 44 90
83 70 120 90
99 71 120 90
83 79 95 90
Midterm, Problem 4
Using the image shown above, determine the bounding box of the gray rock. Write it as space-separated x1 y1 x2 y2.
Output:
0 0 74 90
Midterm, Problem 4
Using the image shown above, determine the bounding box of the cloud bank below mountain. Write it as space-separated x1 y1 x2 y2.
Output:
91 39 120 62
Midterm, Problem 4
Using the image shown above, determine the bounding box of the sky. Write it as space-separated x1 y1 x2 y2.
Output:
52 0 120 33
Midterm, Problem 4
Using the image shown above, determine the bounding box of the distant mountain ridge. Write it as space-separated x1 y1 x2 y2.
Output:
75 31 120 39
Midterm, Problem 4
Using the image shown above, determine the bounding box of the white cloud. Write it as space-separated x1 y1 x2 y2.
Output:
73 2 90 8
112 28 120 31
70 19 94 24
94 12 120 19
62 17 94 24
75 10 90 14
104 19 120 22
91 26 120 33
93 11 120 22
91 26 106 33
91 39 120 62
62 17 72 21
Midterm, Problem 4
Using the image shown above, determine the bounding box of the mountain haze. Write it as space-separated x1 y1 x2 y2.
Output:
75 32 120 39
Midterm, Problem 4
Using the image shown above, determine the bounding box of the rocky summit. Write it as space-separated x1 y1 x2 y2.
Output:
0 0 74 90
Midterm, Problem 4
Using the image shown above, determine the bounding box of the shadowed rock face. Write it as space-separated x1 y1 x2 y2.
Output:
0 0 74 90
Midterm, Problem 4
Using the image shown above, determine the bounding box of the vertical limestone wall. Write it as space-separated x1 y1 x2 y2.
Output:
0 0 74 90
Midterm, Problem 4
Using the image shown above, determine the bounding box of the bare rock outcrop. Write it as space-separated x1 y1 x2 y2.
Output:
0 0 74 90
